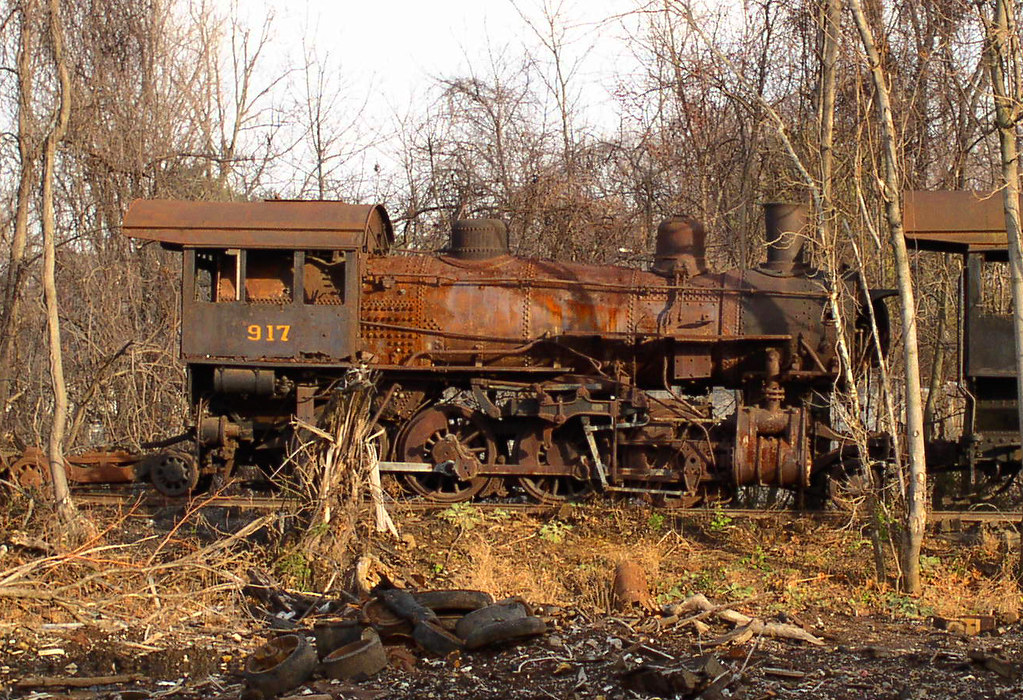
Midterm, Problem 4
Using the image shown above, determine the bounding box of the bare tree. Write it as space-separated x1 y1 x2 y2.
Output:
982 0 1023 583
849 0 928 594
0 0 40 432
40 0 74 519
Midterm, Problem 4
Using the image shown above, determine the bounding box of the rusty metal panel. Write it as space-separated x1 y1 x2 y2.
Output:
123 199 393 252
904 190 1013 253
673 344 714 379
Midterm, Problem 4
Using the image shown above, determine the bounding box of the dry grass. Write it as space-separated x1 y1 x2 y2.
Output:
386 504 1022 622
278 370 389 591
1 486 1018 644
0 492 268 630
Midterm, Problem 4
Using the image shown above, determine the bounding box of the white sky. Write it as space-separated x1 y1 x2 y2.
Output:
237 0 644 128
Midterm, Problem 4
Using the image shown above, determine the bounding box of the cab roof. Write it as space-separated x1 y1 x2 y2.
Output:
904 190 1013 258
122 199 393 253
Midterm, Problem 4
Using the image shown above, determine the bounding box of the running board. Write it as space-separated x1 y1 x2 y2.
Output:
377 461 579 477
378 461 435 473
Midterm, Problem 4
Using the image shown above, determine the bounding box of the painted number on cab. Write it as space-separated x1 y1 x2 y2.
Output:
247 324 292 342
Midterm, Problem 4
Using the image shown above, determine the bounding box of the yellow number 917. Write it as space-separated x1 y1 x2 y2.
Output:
247 324 291 342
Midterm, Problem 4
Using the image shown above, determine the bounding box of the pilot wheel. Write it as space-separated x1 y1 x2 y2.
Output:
149 450 200 497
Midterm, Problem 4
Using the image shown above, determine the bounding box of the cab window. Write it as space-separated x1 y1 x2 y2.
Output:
246 250 293 303
303 250 346 305
194 248 239 302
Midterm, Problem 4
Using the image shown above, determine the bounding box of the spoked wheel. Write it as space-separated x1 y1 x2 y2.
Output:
8 448 49 491
516 426 594 505
397 405 496 503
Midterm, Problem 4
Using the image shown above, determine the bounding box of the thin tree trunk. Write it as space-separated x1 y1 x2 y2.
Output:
923 285 947 443
849 0 929 595
984 0 1023 583
819 0 841 241
0 1 39 427
42 0 74 520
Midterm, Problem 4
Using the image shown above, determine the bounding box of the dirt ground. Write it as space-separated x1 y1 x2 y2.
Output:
1 498 1021 699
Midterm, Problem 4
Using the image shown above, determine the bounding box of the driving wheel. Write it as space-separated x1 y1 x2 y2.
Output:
516 425 594 504
397 404 496 503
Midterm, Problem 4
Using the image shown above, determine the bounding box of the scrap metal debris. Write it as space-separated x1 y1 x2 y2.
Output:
612 559 653 612
620 654 736 699
241 574 549 697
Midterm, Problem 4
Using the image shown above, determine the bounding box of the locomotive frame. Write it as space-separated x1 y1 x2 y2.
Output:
122 197 885 504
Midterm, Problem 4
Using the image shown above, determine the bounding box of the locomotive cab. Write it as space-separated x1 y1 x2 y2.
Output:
904 190 1023 505
124 199 392 368
123 199 393 493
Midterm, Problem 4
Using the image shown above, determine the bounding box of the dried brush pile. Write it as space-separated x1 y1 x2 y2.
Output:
286 369 393 588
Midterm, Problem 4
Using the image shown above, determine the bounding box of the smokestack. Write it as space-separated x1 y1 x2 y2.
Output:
447 219 510 260
652 215 707 278
762 202 807 273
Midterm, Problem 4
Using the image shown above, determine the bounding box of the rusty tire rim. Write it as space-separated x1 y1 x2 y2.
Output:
313 618 365 661
321 629 388 680
243 633 317 698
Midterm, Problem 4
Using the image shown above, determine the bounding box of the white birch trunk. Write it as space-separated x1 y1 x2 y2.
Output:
849 0 929 594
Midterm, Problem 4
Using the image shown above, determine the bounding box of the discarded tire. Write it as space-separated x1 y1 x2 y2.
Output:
412 618 464 656
322 629 388 681
378 588 435 623
455 600 528 640
414 589 494 614
243 633 317 698
436 614 462 632
362 598 414 640
464 615 547 650
313 618 365 660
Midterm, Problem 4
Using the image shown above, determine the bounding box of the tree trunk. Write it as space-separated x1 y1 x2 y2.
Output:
818 0 841 240
923 283 947 444
0 1 39 429
849 0 929 594
41 0 74 520
984 0 1023 584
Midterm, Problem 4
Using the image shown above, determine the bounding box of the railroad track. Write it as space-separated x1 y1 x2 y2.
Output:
69 489 1023 525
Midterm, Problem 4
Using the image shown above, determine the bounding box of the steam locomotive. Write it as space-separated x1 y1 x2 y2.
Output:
122 199 887 503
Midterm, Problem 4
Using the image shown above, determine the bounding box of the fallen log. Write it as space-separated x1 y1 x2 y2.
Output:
661 593 824 645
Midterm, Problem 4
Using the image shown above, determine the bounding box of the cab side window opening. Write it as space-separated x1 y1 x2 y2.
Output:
979 260 1012 316
303 250 346 305
246 250 294 303
194 249 239 302
192 249 348 306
